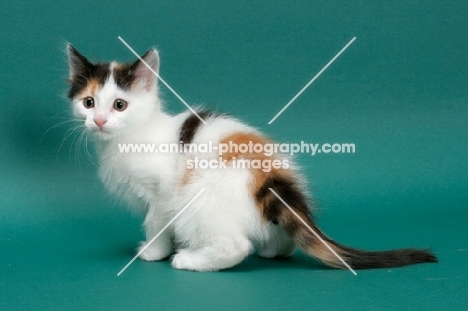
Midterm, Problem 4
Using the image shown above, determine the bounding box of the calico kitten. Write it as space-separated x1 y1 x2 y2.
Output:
66 44 437 271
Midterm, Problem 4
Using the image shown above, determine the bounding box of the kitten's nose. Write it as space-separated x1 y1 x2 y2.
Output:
94 117 107 129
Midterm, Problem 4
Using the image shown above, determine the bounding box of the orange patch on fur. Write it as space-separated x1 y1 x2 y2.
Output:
219 132 291 216
113 62 124 70
88 78 100 94
219 132 271 162
290 211 345 268
77 78 101 99
179 165 195 188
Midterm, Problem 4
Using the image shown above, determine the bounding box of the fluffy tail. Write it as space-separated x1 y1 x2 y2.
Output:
256 176 438 269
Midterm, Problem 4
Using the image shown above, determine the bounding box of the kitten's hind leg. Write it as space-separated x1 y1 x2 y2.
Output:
172 236 252 271
138 205 174 261
258 225 295 258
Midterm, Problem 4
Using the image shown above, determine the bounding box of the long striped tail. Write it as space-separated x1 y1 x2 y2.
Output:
255 175 437 269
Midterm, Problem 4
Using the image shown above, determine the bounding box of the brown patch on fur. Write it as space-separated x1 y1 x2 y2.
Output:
304 236 344 268
282 208 342 266
271 195 345 268
179 112 216 144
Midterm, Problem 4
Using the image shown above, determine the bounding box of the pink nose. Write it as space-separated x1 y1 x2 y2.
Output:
94 118 107 129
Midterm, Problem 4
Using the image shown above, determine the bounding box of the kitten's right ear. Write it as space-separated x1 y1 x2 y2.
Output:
131 48 160 91
67 44 92 79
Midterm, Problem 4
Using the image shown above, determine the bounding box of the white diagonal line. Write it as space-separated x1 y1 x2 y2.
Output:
268 37 356 124
117 188 206 276
268 188 357 275
118 36 207 125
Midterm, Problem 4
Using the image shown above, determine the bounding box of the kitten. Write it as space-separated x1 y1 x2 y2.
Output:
66 44 437 272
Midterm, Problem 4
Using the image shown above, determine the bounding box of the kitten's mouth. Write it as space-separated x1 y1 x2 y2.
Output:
91 127 114 140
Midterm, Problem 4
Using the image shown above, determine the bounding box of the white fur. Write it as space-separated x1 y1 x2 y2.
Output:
71 55 295 271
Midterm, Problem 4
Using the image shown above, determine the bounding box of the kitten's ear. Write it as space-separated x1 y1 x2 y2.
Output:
67 44 92 79
133 49 159 91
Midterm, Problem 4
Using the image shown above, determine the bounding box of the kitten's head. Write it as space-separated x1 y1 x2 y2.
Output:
67 44 160 141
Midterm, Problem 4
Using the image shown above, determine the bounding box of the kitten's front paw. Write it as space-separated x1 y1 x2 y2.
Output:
137 241 173 261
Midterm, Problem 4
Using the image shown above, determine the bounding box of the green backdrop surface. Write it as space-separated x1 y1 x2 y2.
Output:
1 1 467 310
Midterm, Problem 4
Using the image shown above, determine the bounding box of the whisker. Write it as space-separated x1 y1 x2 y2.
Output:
56 125 82 163
72 128 87 172
40 119 81 143
84 133 97 166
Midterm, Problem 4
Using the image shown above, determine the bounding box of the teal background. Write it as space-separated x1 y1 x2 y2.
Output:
1 1 467 310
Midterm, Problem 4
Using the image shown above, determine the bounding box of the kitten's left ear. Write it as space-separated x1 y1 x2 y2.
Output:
133 49 160 91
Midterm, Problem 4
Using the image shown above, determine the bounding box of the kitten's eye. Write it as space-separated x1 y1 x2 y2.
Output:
83 97 94 109
114 99 128 111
